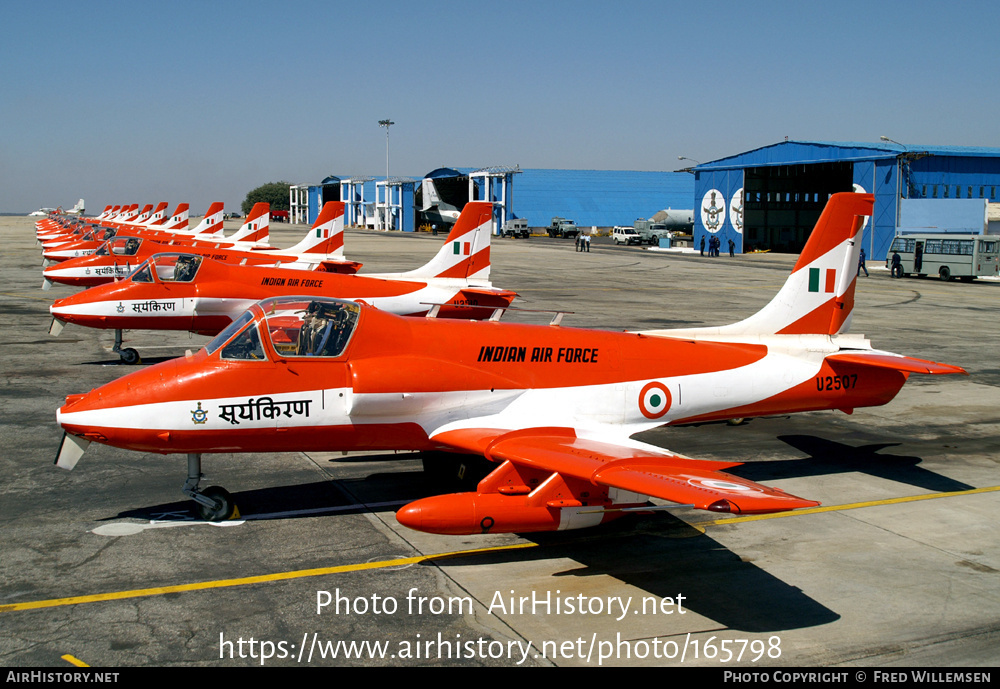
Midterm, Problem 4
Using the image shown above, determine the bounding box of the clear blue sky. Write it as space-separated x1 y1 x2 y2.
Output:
2 0 998 213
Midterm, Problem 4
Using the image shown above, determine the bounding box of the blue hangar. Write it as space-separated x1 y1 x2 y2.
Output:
292 168 694 233
691 140 1000 260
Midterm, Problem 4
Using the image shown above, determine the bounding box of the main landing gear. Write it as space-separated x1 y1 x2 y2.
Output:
113 329 141 365
182 453 237 521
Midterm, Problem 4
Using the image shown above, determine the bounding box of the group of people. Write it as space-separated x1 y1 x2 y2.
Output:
700 235 735 257
575 233 591 252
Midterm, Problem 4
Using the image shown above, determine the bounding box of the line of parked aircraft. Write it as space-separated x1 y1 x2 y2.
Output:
36 193 965 536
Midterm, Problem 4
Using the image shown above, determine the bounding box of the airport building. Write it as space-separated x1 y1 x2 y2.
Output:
690 140 1000 260
291 168 694 234
290 140 1000 259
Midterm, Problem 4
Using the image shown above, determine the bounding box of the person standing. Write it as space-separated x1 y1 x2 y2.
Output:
728 238 735 257
700 235 706 256
858 247 869 277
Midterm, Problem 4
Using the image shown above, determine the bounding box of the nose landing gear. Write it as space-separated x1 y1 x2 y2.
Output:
182 453 237 521
113 329 141 365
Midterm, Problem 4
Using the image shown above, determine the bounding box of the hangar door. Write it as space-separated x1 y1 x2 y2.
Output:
743 162 853 253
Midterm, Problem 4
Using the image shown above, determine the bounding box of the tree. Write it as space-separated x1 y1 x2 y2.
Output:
242 181 291 216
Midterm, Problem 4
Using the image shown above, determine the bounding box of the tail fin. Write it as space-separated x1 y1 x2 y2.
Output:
165 203 190 230
117 204 141 225
96 205 112 220
188 202 225 236
420 178 443 210
130 204 154 225
402 201 494 280
739 192 872 336
143 202 170 227
283 202 345 256
644 193 874 339
228 203 269 243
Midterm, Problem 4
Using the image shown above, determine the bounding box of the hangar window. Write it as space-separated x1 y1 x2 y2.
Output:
944 186 949 198
969 186 974 198
922 185 927 197
980 186 985 197
932 185 938 198
992 187 996 198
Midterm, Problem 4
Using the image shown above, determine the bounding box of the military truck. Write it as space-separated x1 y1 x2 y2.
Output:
547 217 580 238
633 219 672 245
502 218 530 238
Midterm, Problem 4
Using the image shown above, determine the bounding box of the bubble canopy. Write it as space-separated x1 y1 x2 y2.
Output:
205 296 361 361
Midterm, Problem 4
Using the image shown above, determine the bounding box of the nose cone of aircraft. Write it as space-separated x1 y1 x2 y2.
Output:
49 280 136 327
57 356 200 453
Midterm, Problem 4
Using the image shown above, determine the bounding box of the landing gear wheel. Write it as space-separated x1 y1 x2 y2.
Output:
726 418 748 426
119 348 141 365
197 486 235 521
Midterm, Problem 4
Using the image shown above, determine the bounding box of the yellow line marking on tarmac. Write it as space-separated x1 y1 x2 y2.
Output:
0 542 537 614
3 487 995 615
61 654 89 667
694 485 1000 527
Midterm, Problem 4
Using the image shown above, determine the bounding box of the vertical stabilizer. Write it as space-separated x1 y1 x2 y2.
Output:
283 202 345 256
142 202 169 227
401 201 494 280
227 203 269 244
187 202 225 236
641 193 874 338
165 203 190 230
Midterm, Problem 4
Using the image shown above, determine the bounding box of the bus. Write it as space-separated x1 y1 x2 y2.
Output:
886 234 1000 281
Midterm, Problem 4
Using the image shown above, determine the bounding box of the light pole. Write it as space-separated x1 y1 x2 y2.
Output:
677 155 702 165
379 119 394 180
378 119 394 230
880 135 906 151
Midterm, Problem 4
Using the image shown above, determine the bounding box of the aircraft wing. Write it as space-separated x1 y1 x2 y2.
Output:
432 426 819 515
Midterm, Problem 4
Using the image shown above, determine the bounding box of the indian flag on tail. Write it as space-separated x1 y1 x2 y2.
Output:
808 267 837 293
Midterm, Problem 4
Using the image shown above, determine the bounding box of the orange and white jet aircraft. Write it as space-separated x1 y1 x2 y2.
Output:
54 193 966 532
39 202 214 261
48 201 511 362
42 201 356 289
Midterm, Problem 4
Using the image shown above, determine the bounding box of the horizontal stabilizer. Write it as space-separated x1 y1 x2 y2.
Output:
828 352 968 376
315 259 362 274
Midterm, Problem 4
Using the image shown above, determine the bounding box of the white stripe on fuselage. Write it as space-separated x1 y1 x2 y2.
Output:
59 346 829 445
51 297 257 320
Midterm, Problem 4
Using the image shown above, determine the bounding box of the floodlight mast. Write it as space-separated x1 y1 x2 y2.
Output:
379 119 395 182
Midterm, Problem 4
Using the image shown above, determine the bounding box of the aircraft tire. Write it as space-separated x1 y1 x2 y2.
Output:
119 348 141 365
198 486 235 521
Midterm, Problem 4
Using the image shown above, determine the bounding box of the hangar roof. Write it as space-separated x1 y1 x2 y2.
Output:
697 140 1000 171
423 167 465 179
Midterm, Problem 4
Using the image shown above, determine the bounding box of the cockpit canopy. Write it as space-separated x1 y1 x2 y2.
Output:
130 253 203 283
96 236 142 257
205 296 361 361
